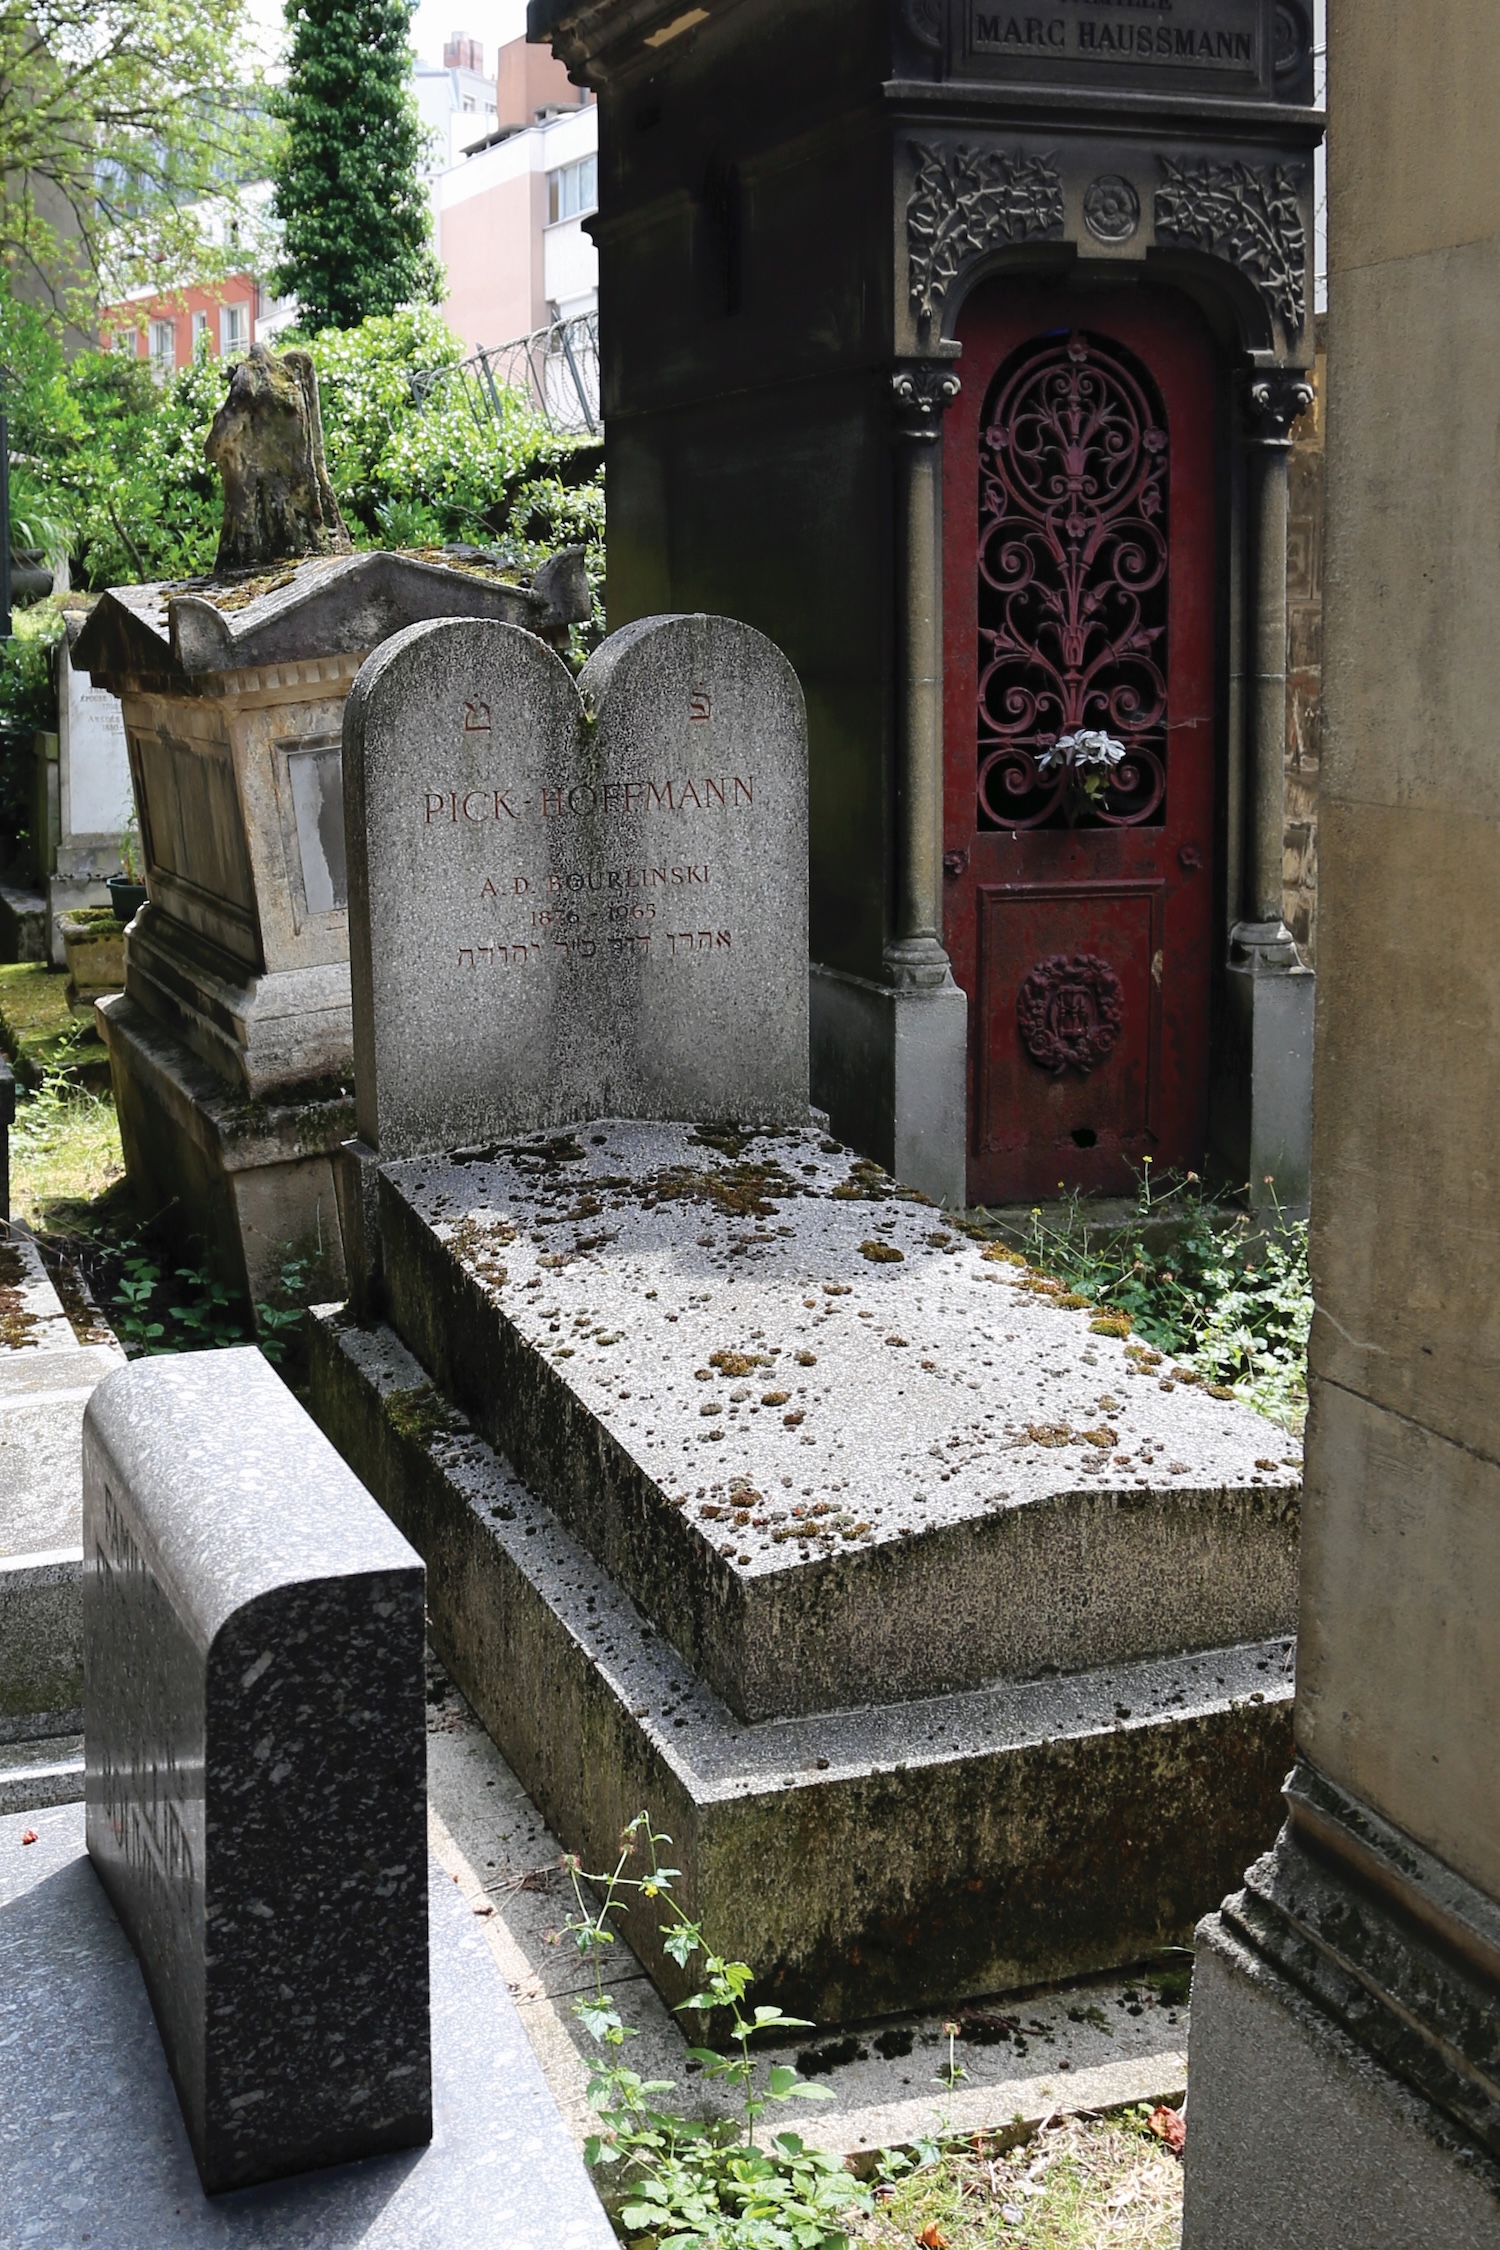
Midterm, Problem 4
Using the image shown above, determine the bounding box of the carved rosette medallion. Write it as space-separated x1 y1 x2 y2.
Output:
900 0 943 53
1153 158 1307 336
907 144 1065 327
1083 175 1141 244
1273 0 1310 76
1017 954 1125 1075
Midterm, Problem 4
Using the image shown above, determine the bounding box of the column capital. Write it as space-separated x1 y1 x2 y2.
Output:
891 360 962 439
1243 367 1315 446
1230 916 1307 973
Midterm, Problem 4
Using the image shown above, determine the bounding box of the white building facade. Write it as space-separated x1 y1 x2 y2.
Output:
430 37 598 352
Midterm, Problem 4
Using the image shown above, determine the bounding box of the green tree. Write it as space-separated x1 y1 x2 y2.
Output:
0 0 271 315
271 0 441 332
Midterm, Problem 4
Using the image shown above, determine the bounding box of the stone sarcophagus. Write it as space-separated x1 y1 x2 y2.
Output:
75 548 590 1304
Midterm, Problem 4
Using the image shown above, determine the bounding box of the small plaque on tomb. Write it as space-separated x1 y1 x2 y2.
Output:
83 1349 429 2195
343 613 809 1159
960 0 1270 90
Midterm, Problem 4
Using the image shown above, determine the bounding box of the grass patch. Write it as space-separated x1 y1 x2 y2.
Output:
0 959 74 1046
0 960 110 1086
6 1065 312 1364
9 1074 125 1234
970 1171 1311 1435
854 2111 1182 2250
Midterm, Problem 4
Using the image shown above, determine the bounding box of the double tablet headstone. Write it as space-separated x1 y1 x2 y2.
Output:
83 1348 428 2195
342 613 809 1158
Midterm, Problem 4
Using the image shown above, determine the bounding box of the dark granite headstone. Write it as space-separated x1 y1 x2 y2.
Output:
82 1347 429 2196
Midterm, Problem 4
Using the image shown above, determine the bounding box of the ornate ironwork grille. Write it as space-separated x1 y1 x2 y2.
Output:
976 329 1170 830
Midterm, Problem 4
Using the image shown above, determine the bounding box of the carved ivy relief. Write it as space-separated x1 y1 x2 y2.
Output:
1153 158 1308 335
907 144 1065 326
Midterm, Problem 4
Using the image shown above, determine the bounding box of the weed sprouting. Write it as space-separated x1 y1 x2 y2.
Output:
563 1812 870 2247
982 1170 1311 1434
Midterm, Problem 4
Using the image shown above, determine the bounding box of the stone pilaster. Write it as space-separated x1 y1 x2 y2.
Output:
1185 8 1500 2238
1223 365 1317 1215
812 359 969 1208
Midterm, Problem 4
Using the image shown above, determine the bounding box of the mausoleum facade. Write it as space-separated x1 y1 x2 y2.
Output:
529 0 1323 1210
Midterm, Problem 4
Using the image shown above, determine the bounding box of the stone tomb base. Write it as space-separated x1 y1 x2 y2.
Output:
0 1805 613 2249
98 993 352 1306
310 1118 1300 2021
1183 1917 1500 2250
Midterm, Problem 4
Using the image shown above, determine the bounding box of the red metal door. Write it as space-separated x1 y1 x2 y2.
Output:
943 281 1217 1204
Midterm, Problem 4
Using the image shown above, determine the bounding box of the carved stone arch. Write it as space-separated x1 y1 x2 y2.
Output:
1139 244 1281 361
932 232 1077 348
1151 156 1310 357
905 141 1067 339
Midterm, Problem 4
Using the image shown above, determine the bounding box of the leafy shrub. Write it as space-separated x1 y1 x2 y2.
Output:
1 280 604 631
989 1169 1312 1432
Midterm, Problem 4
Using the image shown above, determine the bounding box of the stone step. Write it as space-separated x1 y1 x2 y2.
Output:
309 1303 1296 2022
0 1339 124 1401
376 1119 1300 1725
0 884 46 964
0 1548 83 1730
0 1731 83 1816
0 1225 82 1356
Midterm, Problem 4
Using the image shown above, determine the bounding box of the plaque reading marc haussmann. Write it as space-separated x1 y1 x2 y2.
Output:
969 0 1261 76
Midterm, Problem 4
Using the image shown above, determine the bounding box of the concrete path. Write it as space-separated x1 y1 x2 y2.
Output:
0 1223 123 1758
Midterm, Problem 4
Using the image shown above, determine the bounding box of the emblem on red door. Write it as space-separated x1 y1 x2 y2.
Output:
1016 953 1125 1075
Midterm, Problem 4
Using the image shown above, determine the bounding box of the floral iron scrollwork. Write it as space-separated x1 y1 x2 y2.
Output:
1153 157 1308 337
1017 954 1125 1076
976 330 1169 832
907 144 1065 328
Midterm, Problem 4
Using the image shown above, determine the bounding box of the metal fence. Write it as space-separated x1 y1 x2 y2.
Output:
413 311 601 437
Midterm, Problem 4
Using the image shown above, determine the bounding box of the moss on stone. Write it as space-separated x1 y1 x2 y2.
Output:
385 1382 458 1449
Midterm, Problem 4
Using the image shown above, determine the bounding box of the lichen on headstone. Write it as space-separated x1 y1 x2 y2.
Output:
205 343 351 572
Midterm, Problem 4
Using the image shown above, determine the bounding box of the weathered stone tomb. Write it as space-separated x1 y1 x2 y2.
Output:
314 608 1301 2021
74 342 591 1304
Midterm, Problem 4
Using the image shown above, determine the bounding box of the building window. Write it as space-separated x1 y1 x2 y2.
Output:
192 310 210 351
221 302 249 354
149 319 176 374
547 153 597 224
112 328 140 357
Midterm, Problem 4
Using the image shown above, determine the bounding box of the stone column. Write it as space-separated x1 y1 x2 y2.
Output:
810 357 969 1208
886 360 961 992
1183 7 1500 2241
1225 366 1316 1214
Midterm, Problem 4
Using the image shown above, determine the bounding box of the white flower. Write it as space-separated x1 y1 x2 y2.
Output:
1038 730 1128 774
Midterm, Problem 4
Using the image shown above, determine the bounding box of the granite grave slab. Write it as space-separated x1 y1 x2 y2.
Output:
84 1349 428 2194
0 1803 615 2250
342 612 808 1162
374 1119 1299 1722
